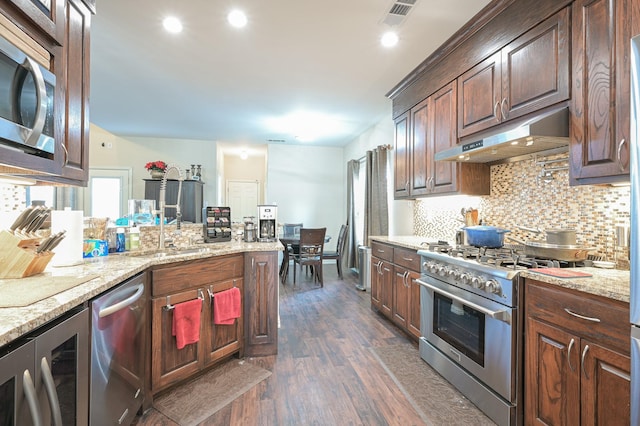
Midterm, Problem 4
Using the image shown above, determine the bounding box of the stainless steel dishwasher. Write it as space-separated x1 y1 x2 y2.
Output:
90 272 147 425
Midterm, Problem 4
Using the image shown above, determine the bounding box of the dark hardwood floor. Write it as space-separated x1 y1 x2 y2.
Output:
134 265 428 425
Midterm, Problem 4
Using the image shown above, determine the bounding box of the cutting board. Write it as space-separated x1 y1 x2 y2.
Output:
530 268 592 278
0 274 99 307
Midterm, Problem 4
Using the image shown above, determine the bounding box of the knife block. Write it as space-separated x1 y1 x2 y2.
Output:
0 231 54 279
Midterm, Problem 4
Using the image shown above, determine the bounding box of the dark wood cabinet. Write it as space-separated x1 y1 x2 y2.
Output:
569 0 634 184
144 179 204 223
393 111 410 198
524 279 630 425
244 251 278 356
0 0 92 185
371 241 421 340
394 80 489 199
150 255 244 393
458 7 570 138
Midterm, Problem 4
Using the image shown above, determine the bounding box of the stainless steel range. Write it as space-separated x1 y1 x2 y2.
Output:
417 243 566 426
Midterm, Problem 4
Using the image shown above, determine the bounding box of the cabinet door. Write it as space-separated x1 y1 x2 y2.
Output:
393 111 410 199
525 317 580 426
407 270 422 340
150 288 202 393
409 97 430 196
244 252 278 357
580 340 630 425
430 81 458 194
202 278 244 366
58 0 90 183
5 0 63 42
379 260 394 319
457 51 502 137
392 266 410 329
570 0 631 184
0 340 37 425
370 258 382 309
501 7 569 121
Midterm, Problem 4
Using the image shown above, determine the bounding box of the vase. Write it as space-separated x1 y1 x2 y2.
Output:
149 170 164 179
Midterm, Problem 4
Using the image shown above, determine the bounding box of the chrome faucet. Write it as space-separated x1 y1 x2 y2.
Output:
158 164 184 249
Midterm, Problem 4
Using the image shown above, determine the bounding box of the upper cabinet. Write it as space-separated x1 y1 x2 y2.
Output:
569 0 632 185
394 80 490 200
0 0 92 185
458 8 570 138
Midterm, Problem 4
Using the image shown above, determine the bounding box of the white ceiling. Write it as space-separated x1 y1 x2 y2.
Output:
90 0 491 150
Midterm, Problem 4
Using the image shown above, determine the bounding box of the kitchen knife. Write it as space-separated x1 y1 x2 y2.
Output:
36 233 55 253
44 231 66 252
24 210 49 234
9 206 33 232
16 206 43 233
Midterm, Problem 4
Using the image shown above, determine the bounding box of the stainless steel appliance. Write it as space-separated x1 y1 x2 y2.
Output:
258 204 277 242
417 243 576 425
629 33 640 425
0 307 89 425
0 33 56 156
243 216 256 242
90 273 147 426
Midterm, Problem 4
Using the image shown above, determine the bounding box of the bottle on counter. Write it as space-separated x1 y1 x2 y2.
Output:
129 226 140 250
116 227 126 252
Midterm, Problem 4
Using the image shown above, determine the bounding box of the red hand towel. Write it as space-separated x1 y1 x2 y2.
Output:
213 287 241 325
171 298 202 349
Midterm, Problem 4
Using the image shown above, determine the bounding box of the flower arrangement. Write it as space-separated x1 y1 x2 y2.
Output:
145 161 167 172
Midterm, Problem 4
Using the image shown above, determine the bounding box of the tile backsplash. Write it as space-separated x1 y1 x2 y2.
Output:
414 154 630 267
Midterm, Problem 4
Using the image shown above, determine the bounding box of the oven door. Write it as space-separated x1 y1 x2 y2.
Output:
418 275 516 402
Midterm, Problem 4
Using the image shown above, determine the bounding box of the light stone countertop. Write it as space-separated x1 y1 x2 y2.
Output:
369 235 630 304
0 241 283 347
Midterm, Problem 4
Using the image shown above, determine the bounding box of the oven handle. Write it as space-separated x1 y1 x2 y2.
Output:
418 279 511 325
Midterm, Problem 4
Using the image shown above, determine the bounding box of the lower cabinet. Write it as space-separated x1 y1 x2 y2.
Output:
524 279 630 425
150 255 244 393
244 251 278 357
370 241 421 340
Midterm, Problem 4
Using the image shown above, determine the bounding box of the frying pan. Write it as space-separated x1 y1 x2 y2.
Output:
506 236 593 261
517 225 576 245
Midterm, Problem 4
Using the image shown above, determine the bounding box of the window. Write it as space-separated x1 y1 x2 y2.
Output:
83 168 132 220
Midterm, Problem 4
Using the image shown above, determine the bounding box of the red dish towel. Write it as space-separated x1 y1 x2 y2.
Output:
213 287 241 325
171 298 202 349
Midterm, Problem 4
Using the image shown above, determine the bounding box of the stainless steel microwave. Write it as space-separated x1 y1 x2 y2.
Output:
0 34 55 156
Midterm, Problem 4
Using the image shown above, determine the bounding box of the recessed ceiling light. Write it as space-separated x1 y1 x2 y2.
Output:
163 16 183 34
240 150 248 160
227 10 247 28
381 31 399 48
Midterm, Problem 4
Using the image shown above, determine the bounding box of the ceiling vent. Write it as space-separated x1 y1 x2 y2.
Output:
382 0 418 26
267 138 286 143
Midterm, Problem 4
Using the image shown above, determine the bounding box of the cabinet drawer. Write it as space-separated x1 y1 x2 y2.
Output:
371 241 394 262
152 254 244 296
526 280 630 353
393 247 420 271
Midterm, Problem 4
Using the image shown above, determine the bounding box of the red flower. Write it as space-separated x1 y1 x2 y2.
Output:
145 161 167 171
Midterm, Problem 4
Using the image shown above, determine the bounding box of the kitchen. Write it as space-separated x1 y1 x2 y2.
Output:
0 0 638 425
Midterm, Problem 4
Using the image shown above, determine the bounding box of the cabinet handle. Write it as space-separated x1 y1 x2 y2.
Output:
581 344 590 379
501 98 508 120
563 308 601 323
402 257 414 262
494 100 500 121
617 138 627 171
377 261 383 275
118 408 129 425
567 338 576 372
405 271 410 287
60 142 69 168
40 357 63 426
23 369 43 426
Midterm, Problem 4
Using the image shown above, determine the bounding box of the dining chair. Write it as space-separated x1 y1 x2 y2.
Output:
280 223 303 282
292 227 327 287
323 224 348 279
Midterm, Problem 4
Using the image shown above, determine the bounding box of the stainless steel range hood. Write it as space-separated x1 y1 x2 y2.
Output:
435 107 569 163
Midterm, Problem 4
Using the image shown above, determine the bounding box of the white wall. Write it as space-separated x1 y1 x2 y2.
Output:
266 144 345 243
343 115 414 236
89 124 218 206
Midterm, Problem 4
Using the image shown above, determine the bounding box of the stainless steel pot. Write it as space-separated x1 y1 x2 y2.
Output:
517 225 577 245
507 236 593 261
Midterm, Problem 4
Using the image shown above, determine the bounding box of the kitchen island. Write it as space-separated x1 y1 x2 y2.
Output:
0 241 283 347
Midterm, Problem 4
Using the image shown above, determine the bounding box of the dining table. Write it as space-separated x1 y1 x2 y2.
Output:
279 235 331 283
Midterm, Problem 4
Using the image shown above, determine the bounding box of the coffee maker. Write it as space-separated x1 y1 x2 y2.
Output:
257 205 277 242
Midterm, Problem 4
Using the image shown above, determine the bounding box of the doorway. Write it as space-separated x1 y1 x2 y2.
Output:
83 168 132 219
226 180 260 222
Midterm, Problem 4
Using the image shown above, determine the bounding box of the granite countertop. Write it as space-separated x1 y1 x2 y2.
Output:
0 241 283 347
369 235 630 305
